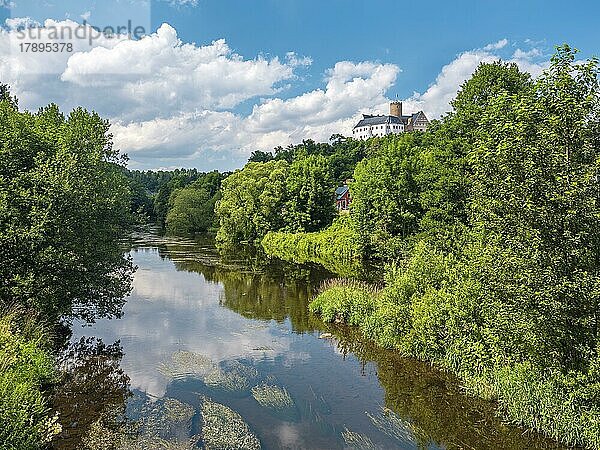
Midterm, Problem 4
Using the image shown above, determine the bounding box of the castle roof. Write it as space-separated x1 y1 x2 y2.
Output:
354 114 403 128
354 112 428 129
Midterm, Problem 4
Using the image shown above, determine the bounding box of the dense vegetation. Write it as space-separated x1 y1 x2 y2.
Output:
125 168 227 234
0 89 133 323
0 311 60 447
215 138 366 250
4 42 600 448
0 85 134 448
261 216 361 276
310 46 600 448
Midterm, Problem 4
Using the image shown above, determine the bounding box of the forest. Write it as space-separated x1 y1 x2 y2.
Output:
2 44 600 448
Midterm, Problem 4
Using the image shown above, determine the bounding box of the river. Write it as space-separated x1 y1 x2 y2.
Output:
55 230 566 449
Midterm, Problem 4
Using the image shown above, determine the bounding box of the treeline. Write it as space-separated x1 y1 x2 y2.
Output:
308 46 600 448
136 137 368 245
0 86 134 447
215 138 367 250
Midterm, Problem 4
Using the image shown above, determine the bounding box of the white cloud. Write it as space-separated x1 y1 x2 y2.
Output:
285 51 312 67
483 38 508 51
0 25 549 170
4 17 40 30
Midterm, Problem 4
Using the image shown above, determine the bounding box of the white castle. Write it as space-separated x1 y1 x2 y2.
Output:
352 101 429 140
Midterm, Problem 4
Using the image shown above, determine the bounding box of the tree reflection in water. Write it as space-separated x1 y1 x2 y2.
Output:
52 337 131 450
55 233 568 449
332 326 567 450
158 236 568 450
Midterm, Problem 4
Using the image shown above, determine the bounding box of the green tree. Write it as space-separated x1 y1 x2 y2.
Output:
351 133 424 257
216 161 289 249
166 171 224 235
284 155 336 232
0 93 134 322
469 45 600 370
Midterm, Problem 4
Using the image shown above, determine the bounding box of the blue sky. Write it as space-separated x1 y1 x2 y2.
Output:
157 0 598 99
0 1 598 170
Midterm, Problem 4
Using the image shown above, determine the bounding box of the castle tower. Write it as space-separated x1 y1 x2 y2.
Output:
390 101 402 118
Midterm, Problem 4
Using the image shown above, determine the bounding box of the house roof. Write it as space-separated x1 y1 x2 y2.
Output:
335 186 349 200
354 114 403 129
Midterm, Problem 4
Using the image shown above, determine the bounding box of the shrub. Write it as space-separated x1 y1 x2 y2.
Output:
261 216 362 276
0 311 61 448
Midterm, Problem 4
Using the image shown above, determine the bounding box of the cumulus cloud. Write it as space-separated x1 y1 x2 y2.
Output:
0 22 549 170
402 41 548 119
4 17 41 30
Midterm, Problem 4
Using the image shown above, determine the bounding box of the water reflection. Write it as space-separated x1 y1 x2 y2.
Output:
59 232 568 449
52 338 131 450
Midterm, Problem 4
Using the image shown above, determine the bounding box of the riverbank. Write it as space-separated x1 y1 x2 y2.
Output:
51 230 569 449
0 311 61 447
261 216 363 277
310 242 600 449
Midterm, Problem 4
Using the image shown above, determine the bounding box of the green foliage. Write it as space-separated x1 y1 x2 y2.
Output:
351 133 425 256
217 136 368 252
450 60 533 134
216 161 289 249
284 155 336 232
153 169 204 225
0 95 134 322
261 216 361 276
309 280 377 325
166 171 224 235
312 47 600 448
0 311 61 449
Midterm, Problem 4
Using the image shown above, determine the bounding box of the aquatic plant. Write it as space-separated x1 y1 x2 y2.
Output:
366 408 416 445
200 397 261 449
83 419 200 450
136 397 196 442
204 361 258 392
158 350 216 380
163 398 196 426
342 427 381 450
251 384 294 410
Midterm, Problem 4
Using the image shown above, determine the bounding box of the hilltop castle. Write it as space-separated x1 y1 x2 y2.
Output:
352 101 429 140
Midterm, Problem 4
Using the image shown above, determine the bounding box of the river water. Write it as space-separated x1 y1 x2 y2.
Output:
58 231 566 449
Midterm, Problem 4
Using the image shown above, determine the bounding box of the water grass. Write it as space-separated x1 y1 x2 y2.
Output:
366 408 416 445
251 384 294 410
200 397 261 449
342 427 381 450
158 350 216 380
204 361 259 392
138 397 196 440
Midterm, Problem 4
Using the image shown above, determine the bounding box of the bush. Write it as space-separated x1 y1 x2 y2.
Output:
311 234 600 448
261 216 362 276
0 311 61 448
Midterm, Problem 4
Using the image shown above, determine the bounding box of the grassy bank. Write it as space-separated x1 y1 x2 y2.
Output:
0 311 61 448
310 238 600 449
261 216 362 277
